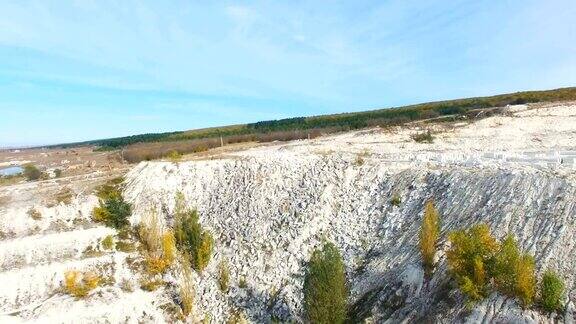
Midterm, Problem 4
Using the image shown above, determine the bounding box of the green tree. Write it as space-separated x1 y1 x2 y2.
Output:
419 200 440 278
540 270 564 312
303 242 348 324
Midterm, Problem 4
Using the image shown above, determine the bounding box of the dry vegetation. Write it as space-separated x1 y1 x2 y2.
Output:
419 200 440 278
122 129 323 163
447 224 538 307
218 260 230 293
53 187 74 205
63 270 101 298
179 253 195 317
138 210 177 275
101 235 114 250
27 207 42 220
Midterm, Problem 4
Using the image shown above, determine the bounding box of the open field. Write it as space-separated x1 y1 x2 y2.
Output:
0 146 127 186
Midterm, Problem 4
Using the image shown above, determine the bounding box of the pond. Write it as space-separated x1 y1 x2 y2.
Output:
0 166 24 177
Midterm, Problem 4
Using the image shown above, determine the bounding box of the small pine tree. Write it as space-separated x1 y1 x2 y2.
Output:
98 196 131 229
303 242 348 324
493 235 520 295
419 200 440 278
174 200 214 273
493 234 536 307
446 223 499 303
197 232 214 272
540 270 564 312
515 254 536 307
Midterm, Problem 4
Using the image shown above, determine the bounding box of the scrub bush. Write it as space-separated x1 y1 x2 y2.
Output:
63 270 101 298
303 241 348 324
92 196 131 229
446 223 499 303
174 203 214 272
101 235 114 250
540 270 564 312
493 235 536 307
411 130 434 143
23 164 42 181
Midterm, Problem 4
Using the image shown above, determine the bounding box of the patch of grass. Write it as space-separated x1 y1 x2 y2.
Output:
218 260 230 293
54 187 74 205
138 209 177 275
411 130 434 143
140 278 164 291
390 193 402 207
0 175 24 187
354 154 365 166
116 241 136 253
226 309 249 324
166 150 183 162
239 276 247 289
63 270 101 298
117 227 135 240
82 245 105 258
95 177 124 200
101 235 114 250
120 278 135 292
179 253 195 317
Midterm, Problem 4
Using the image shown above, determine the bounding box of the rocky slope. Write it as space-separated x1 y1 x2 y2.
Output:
1 102 576 323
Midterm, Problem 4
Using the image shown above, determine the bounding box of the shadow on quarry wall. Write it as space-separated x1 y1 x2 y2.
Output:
227 282 299 322
348 263 464 323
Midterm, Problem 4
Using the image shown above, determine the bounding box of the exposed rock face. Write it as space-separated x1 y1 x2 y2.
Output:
1 102 575 323
124 154 576 323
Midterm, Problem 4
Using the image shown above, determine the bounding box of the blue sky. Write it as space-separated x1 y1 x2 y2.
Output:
0 1 575 146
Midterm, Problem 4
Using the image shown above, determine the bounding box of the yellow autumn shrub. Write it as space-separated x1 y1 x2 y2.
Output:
447 223 499 303
64 270 101 298
419 200 440 278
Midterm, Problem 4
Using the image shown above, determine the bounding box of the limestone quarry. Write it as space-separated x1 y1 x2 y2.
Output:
1 101 576 323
